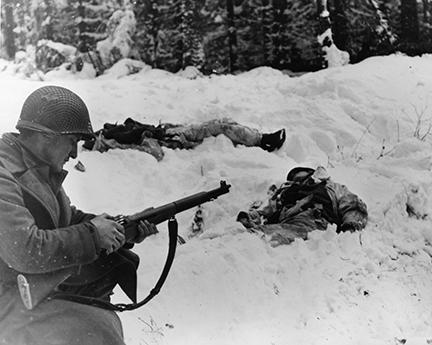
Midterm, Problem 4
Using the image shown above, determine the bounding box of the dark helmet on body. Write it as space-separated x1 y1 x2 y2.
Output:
286 167 315 183
16 85 94 139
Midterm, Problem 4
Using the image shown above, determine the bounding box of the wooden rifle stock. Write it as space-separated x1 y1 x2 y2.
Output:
18 181 231 310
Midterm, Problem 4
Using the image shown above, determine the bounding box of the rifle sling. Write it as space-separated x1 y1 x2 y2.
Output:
49 217 178 312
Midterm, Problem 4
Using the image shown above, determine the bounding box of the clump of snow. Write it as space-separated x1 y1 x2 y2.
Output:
100 58 151 79
322 43 350 68
390 138 429 158
176 66 203 80
240 66 285 78
318 30 350 68
0 54 432 345
0 46 43 80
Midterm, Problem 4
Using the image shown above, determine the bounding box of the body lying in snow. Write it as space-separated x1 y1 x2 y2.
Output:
237 166 368 246
83 117 286 161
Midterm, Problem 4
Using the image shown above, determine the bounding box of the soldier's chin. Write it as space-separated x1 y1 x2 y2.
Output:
52 163 65 173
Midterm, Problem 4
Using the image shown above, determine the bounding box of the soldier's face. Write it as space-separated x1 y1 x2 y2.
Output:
40 134 79 172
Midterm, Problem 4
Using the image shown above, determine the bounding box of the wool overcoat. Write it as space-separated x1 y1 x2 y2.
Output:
0 133 125 345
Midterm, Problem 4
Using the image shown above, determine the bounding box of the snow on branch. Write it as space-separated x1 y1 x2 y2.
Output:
317 0 349 68
96 8 136 68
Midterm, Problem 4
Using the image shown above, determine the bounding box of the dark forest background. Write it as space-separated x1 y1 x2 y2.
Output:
0 0 428 75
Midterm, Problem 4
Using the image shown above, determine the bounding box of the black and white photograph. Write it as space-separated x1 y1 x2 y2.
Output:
0 0 431 344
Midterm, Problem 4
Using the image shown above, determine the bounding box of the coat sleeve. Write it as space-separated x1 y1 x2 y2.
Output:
70 205 96 224
0 170 100 274
330 181 368 231
237 189 280 229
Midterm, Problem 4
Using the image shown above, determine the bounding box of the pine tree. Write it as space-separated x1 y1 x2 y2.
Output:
170 0 204 71
282 0 323 71
421 0 429 23
42 0 55 40
201 0 230 74
95 1 137 69
330 0 351 51
51 0 81 47
400 0 420 45
76 0 121 53
367 0 397 53
133 0 163 67
236 0 266 70
339 0 394 63
419 0 432 49
260 0 274 66
272 0 290 69
181 0 204 69
30 0 60 42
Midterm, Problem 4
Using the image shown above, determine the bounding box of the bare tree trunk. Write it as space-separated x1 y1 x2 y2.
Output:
422 0 428 23
3 0 16 59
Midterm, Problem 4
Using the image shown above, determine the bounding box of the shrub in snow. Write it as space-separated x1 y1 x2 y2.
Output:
96 8 137 69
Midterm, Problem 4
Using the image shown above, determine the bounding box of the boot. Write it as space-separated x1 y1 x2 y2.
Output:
260 128 286 152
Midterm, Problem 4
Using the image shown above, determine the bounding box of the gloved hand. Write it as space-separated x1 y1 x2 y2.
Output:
128 220 158 243
236 210 261 229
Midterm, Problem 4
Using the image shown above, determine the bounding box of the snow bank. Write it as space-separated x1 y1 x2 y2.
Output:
0 54 431 345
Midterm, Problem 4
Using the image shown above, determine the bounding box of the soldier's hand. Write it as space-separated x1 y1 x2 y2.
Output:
132 220 158 244
236 211 252 228
90 213 125 254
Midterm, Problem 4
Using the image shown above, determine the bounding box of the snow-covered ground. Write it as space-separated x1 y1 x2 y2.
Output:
1 54 432 345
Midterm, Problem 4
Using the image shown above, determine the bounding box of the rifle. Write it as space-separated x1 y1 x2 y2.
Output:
17 181 231 310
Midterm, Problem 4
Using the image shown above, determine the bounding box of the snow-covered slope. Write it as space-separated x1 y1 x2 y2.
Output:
0 54 431 345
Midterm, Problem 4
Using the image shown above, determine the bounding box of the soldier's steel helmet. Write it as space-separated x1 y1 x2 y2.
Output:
16 85 94 139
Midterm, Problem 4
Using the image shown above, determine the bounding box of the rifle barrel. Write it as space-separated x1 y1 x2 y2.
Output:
124 181 230 240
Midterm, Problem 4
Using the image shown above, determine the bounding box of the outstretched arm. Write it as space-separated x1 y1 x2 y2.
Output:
329 181 368 232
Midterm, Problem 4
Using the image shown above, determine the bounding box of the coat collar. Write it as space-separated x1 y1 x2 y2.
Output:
1 133 68 185
0 133 69 228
